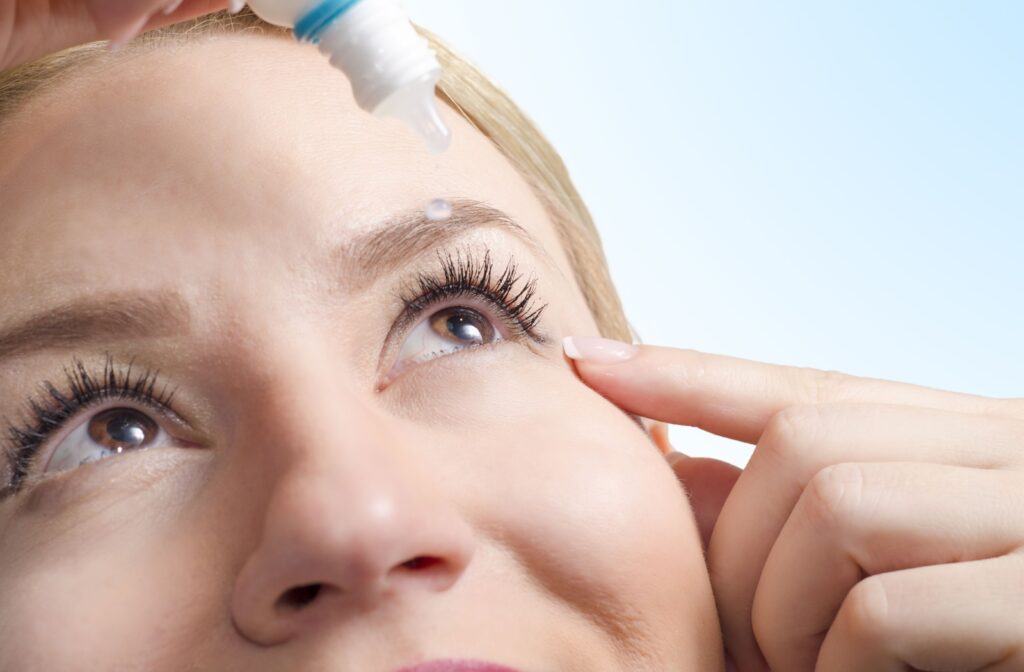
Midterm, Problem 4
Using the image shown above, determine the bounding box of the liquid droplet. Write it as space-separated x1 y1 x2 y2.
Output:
425 199 452 222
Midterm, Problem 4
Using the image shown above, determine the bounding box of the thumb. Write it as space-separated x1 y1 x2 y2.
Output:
667 453 742 551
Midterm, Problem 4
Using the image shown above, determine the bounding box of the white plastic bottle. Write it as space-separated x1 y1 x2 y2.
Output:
246 0 451 153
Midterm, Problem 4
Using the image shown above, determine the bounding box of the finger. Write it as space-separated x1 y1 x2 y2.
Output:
86 0 189 37
707 403 1024 670
563 339 1024 444
3 1 234 70
85 0 230 44
139 0 238 33
751 463 1024 671
666 454 742 550
816 555 1024 671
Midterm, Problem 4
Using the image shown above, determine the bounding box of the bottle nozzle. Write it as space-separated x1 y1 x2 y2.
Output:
374 73 451 154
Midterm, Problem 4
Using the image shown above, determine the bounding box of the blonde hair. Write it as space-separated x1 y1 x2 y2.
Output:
0 9 631 341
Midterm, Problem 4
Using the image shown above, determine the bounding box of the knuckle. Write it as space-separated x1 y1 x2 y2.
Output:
803 463 866 532
760 404 825 466
803 367 850 405
836 575 892 643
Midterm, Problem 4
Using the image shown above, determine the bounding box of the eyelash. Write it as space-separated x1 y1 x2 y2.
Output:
395 248 547 342
0 249 547 496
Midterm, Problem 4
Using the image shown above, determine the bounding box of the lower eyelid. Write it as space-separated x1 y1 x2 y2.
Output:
377 338 507 391
12 448 200 515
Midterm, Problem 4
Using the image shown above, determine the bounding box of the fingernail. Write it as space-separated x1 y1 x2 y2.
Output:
563 336 638 364
228 0 246 14
162 0 184 14
107 13 150 51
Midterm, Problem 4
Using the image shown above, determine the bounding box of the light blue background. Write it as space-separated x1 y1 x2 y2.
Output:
404 1 1024 465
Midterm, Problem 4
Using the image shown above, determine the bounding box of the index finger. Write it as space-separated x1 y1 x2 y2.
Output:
563 337 1022 444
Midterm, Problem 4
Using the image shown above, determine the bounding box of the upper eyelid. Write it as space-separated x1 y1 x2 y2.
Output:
400 250 547 334
390 283 532 339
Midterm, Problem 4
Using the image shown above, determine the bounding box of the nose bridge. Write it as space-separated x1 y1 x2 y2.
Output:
246 335 432 567
240 332 383 466
229 337 476 644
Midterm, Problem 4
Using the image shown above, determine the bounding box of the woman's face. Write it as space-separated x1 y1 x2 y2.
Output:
0 34 719 670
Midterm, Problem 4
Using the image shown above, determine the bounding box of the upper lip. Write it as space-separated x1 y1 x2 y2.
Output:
395 661 524 672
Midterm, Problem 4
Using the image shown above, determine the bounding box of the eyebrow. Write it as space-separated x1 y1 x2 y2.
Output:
338 199 550 291
0 200 546 362
0 292 192 362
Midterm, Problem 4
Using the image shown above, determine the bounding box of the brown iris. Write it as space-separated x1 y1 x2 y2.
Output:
86 408 158 453
429 307 495 346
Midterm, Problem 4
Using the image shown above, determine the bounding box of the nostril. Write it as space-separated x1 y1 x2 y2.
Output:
401 555 441 571
268 558 448 615
276 583 323 612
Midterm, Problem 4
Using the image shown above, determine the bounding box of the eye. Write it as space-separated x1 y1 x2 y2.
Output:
392 305 501 372
42 406 167 475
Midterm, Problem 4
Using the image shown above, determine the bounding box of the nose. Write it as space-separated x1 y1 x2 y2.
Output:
229 363 475 645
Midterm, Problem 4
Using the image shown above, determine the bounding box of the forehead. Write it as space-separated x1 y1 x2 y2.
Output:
0 33 571 305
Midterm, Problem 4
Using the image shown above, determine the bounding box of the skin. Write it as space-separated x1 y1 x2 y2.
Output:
0 33 722 672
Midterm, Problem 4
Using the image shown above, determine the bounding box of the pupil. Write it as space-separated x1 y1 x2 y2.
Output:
447 313 484 344
88 408 156 451
107 414 146 446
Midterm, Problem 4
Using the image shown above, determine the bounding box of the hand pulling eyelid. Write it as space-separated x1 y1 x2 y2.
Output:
245 0 451 154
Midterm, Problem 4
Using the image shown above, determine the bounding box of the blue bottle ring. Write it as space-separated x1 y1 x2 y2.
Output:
294 0 362 44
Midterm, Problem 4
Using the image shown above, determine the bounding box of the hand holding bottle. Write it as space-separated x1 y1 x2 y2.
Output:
3 0 450 153
0 0 243 71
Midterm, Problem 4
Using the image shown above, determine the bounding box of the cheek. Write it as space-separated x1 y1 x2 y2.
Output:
0 542 175 669
403 350 718 661
0 470 220 671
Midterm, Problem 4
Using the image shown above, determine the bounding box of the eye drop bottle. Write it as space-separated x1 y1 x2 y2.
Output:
245 0 451 153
